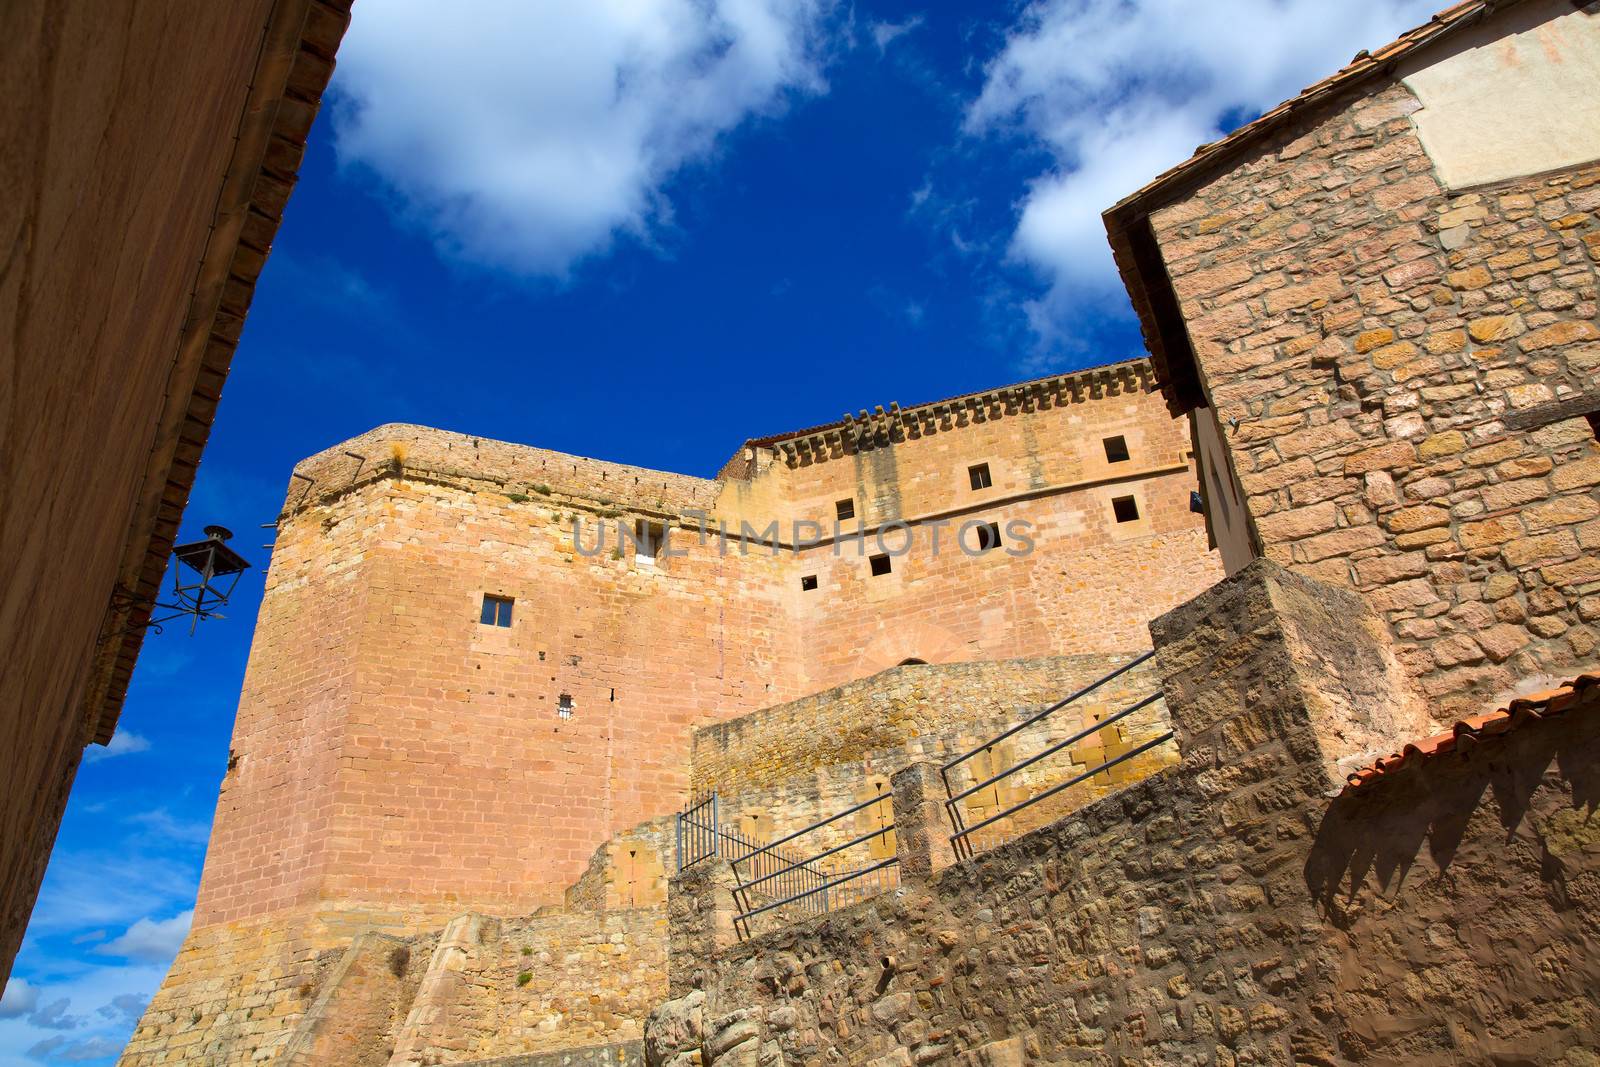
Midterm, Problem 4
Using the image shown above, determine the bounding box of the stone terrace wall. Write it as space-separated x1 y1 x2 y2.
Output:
388 908 667 1066
648 563 1600 1066
1148 72 1600 719
691 655 1175 858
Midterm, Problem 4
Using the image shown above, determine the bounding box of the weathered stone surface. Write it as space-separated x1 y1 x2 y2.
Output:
646 564 1600 1066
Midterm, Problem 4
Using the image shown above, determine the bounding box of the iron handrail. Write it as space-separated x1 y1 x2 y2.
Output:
737 823 897 892
747 792 890 854
736 857 900 924
950 730 1172 844
944 692 1164 808
941 650 1154 773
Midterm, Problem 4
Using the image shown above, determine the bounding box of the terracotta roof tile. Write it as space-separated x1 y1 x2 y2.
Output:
1342 672 1600 792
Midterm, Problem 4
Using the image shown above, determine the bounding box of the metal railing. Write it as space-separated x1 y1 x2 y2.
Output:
941 651 1170 860
728 792 899 939
676 791 849 936
675 790 722 872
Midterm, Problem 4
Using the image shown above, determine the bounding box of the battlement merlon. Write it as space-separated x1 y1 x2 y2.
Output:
717 357 1156 479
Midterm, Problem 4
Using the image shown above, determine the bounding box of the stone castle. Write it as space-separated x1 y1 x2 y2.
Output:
123 1 1600 1064
123 361 1223 1063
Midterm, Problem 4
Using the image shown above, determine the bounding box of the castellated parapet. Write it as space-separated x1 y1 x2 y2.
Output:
123 360 1223 1064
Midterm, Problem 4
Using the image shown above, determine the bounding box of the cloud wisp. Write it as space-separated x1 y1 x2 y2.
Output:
83 730 150 764
965 0 1439 356
96 912 194 965
332 0 837 277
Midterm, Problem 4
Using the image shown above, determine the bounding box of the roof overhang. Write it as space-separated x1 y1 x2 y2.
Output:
1100 0 1522 416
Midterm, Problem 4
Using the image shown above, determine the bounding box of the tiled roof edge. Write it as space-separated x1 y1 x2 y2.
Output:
1101 0 1529 414
1342 672 1600 793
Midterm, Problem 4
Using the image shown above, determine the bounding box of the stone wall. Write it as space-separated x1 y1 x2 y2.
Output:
690 655 1175 861
647 562 1600 1066
1144 23 1600 718
139 371 1219 1061
188 379 1217 932
0 0 348 985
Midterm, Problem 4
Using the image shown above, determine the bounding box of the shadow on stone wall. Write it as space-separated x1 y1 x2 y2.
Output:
1305 702 1600 917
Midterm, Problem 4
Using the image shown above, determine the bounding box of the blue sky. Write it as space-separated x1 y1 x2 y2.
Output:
0 1 1439 1062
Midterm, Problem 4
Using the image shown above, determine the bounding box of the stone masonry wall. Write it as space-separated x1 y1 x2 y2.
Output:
691 655 1175 861
139 373 1220 1063
1148 73 1600 719
647 562 1600 1066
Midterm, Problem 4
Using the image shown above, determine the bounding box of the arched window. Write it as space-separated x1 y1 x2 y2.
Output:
898 657 928 666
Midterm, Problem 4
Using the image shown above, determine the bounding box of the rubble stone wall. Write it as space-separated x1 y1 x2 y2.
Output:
647 563 1600 1066
690 655 1175 859
1147 56 1600 718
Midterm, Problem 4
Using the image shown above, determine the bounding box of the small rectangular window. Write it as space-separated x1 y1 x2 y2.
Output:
869 553 892 576
836 498 855 522
968 463 992 490
1103 435 1130 463
480 594 513 627
557 693 574 719
634 519 666 561
1112 496 1140 523
800 574 818 591
974 521 1001 552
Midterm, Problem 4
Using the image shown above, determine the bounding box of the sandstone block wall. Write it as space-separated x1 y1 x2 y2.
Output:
138 367 1219 1063
1147 65 1600 718
689 655 1175 863
190 374 1217 932
648 562 1600 1066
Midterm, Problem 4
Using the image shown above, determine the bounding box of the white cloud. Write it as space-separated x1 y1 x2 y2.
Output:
0 980 39 1020
95 912 192 965
966 0 1440 350
332 0 836 276
870 15 924 54
83 731 149 764
124 809 211 847
27 849 197 937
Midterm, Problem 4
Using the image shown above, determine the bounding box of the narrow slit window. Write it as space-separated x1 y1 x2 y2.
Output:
1103 435 1130 463
968 463 992 490
836 498 855 522
557 693 574 719
1112 496 1140 524
480 594 513 627
974 522 1001 552
869 553 892 576
800 574 819 591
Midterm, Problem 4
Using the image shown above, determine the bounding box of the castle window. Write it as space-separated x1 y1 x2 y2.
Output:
634 519 666 562
557 693 574 719
480 594 513 627
836 498 855 522
869 553 892 576
968 463 992 490
1112 496 1140 523
1103 435 1130 463
800 574 818 591
974 522 1001 552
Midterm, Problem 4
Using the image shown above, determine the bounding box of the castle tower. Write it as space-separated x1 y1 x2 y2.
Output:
122 360 1223 1064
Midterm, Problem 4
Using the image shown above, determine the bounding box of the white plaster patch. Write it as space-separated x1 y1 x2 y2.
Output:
1401 0 1600 189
